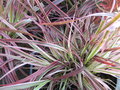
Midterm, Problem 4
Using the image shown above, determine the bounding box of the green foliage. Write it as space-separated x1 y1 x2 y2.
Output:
0 0 120 90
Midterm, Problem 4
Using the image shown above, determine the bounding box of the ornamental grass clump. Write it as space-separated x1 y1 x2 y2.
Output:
0 0 120 90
